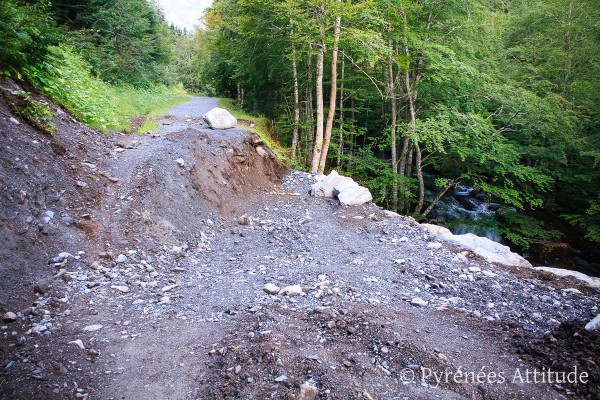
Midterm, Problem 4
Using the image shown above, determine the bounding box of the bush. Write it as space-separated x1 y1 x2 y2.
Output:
0 0 58 72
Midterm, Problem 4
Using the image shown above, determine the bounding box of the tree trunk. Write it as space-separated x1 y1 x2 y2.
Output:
422 181 455 217
389 39 398 211
291 53 300 159
414 141 424 214
337 56 345 168
318 10 341 174
310 39 325 173
306 51 314 164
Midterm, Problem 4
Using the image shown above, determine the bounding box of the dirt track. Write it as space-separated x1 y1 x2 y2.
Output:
1 88 599 399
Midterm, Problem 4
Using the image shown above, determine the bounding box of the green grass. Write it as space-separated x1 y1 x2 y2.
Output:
108 84 190 133
217 98 301 168
25 45 191 133
137 118 160 134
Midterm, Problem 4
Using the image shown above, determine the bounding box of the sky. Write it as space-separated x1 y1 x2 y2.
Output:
155 0 212 32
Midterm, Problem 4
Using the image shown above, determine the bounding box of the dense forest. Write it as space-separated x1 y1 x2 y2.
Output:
1 0 599 255
182 0 600 254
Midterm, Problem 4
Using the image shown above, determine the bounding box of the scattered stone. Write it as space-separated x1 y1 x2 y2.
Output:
275 375 288 382
34 284 49 294
468 266 481 273
453 253 468 263
111 285 130 293
410 298 428 307
263 283 280 295
3 312 17 322
175 158 185 167
48 256 65 265
238 215 250 225
115 254 128 263
161 284 178 292
68 339 85 350
203 107 237 129
427 242 442 250
585 314 600 331
82 324 103 332
299 381 319 400
279 285 303 297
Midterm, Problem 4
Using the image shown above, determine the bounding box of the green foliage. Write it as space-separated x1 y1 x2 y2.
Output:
25 46 120 131
497 210 563 250
0 0 58 72
563 195 600 244
344 147 417 211
24 46 189 133
61 0 174 87
4 90 56 135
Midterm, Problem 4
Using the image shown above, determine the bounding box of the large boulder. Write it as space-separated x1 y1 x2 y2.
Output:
203 107 237 130
439 232 532 268
534 266 600 288
334 183 373 206
310 170 355 197
310 170 372 206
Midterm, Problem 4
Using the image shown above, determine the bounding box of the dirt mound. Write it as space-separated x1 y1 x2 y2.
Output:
0 79 113 311
92 127 286 249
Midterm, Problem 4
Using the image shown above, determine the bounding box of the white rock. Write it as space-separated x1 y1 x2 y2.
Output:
68 339 85 349
439 233 531 268
9 117 20 125
411 297 428 307
482 270 498 278
116 254 128 263
263 283 280 294
309 170 356 197
394 259 406 264
82 324 103 332
421 223 452 236
279 285 303 297
468 266 481 273
335 184 373 206
111 285 130 293
453 253 468 263
534 267 600 288
175 158 185 167
203 107 237 130
3 312 17 322
427 242 442 250
161 284 179 292
585 314 600 331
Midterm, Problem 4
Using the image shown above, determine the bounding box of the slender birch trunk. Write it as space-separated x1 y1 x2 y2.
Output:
318 8 341 174
310 39 325 173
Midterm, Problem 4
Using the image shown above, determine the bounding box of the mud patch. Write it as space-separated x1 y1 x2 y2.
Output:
514 321 600 398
